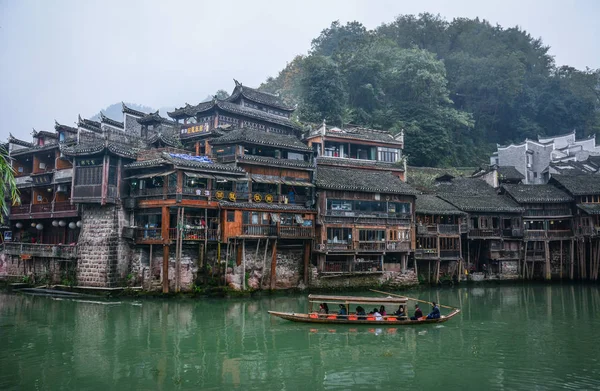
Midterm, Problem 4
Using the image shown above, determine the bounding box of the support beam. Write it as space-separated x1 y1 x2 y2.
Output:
303 240 311 285
270 240 278 290
161 206 170 293
570 239 574 280
545 241 551 281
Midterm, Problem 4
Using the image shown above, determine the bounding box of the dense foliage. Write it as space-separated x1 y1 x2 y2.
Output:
261 15 600 167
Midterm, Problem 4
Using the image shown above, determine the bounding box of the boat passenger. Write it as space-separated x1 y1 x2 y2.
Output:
410 304 423 320
319 303 328 314
394 305 406 317
379 306 387 316
337 304 347 319
427 302 441 319
372 308 383 321
356 306 366 319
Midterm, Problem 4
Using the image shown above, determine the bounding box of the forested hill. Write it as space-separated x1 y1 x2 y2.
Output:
260 14 600 167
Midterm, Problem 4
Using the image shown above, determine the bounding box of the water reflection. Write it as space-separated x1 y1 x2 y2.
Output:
1 285 600 390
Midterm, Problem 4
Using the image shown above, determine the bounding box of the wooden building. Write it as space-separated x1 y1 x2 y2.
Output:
501 184 574 280
313 165 416 275
414 194 467 283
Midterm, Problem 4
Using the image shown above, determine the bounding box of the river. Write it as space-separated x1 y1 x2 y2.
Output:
1 284 599 390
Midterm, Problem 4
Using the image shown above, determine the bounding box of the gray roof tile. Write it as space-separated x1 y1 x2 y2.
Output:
316 166 417 195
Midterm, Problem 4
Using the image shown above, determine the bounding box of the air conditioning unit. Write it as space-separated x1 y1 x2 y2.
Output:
39 162 46 170
527 163 532 168
56 185 68 193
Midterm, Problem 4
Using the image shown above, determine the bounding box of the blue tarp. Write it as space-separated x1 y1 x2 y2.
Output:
169 153 213 164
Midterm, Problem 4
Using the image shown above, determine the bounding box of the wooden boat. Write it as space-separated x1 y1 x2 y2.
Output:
268 294 460 325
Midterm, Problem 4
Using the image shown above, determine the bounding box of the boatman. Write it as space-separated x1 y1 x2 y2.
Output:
426 302 441 319
410 304 423 320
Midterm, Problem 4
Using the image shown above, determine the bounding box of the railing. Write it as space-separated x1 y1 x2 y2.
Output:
503 228 523 237
10 202 77 217
524 208 572 217
321 260 382 274
417 225 438 235
31 203 53 213
216 154 237 163
523 230 573 240
242 225 277 237
135 228 162 242
168 228 219 241
414 248 438 258
440 250 461 259
356 241 386 252
576 226 596 236
323 214 411 226
469 228 502 237
3 243 78 259
386 241 411 251
315 242 354 252
132 187 165 197
278 226 314 238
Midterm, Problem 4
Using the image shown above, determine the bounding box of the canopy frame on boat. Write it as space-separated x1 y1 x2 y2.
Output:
307 294 408 313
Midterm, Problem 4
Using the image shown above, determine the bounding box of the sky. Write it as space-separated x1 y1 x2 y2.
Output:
0 0 599 141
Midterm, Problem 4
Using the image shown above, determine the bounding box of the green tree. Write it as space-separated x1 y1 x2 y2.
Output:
0 146 19 223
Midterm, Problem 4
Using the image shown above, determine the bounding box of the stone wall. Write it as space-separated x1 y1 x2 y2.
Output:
0 253 74 284
77 204 131 287
309 267 418 289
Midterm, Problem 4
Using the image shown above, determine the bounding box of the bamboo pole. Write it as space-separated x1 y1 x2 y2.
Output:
260 238 269 289
370 289 458 310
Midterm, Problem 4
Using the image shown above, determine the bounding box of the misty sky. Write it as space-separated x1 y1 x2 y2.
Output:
1 0 599 142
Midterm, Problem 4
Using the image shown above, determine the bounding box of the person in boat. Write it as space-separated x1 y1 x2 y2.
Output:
356 306 366 319
373 308 383 321
337 304 347 319
410 304 423 320
427 302 441 319
318 303 329 314
379 305 386 316
394 305 406 317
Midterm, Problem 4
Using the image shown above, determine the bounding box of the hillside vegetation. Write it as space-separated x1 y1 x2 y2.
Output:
260 14 600 167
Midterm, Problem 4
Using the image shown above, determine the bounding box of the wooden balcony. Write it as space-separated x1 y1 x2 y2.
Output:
417 224 460 236
168 228 219 241
10 202 78 219
575 226 599 236
278 226 314 239
315 240 411 253
322 213 411 226
134 228 163 244
524 208 572 218
321 259 382 274
3 243 78 259
490 250 520 260
414 248 438 259
468 228 502 238
523 230 573 240
440 250 461 259
241 224 277 237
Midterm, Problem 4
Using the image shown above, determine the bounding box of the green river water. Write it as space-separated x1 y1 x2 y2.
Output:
1 284 599 390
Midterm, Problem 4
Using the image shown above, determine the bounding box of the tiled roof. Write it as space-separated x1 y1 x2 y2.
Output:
8 134 34 148
435 177 497 197
33 130 58 139
100 113 124 129
227 80 294 112
502 184 573 204
237 154 314 169
497 166 525 181
122 103 148 117
323 127 402 145
577 203 600 215
219 201 314 213
108 143 138 159
438 194 524 213
60 142 105 156
78 115 101 132
316 156 404 171
217 101 301 130
124 158 169 169
54 121 78 134
211 128 310 151
147 132 182 148
163 153 244 173
10 142 59 156
137 111 175 125
316 166 417 195
551 174 600 196
416 195 466 215
168 101 216 119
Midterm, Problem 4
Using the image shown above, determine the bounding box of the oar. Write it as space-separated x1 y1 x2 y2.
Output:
369 289 458 310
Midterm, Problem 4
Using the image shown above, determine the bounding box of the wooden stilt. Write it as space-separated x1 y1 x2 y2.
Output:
149 244 153 289
260 238 269 288
414 257 418 277
161 206 170 293
303 240 311 285
544 241 551 281
435 259 441 284
570 239 575 280
242 239 246 291
255 238 260 260
560 240 563 280
428 261 431 284
270 240 278 290
523 242 528 280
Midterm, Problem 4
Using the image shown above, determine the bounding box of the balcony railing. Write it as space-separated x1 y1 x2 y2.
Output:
414 248 438 258
72 185 102 199
469 228 502 238
323 213 411 226
440 250 461 259
417 224 460 235
576 226 598 236
316 240 411 253
524 208 572 217
3 243 78 259
168 228 219 241
134 228 163 243
490 250 520 259
321 260 382 274
242 225 277 237
10 202 77 217
278 226 314 239
523 230 573 240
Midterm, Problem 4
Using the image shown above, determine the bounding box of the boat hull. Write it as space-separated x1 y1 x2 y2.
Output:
268 309 460 325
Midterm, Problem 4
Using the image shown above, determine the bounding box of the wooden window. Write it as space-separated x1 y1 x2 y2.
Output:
227 211 235 222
